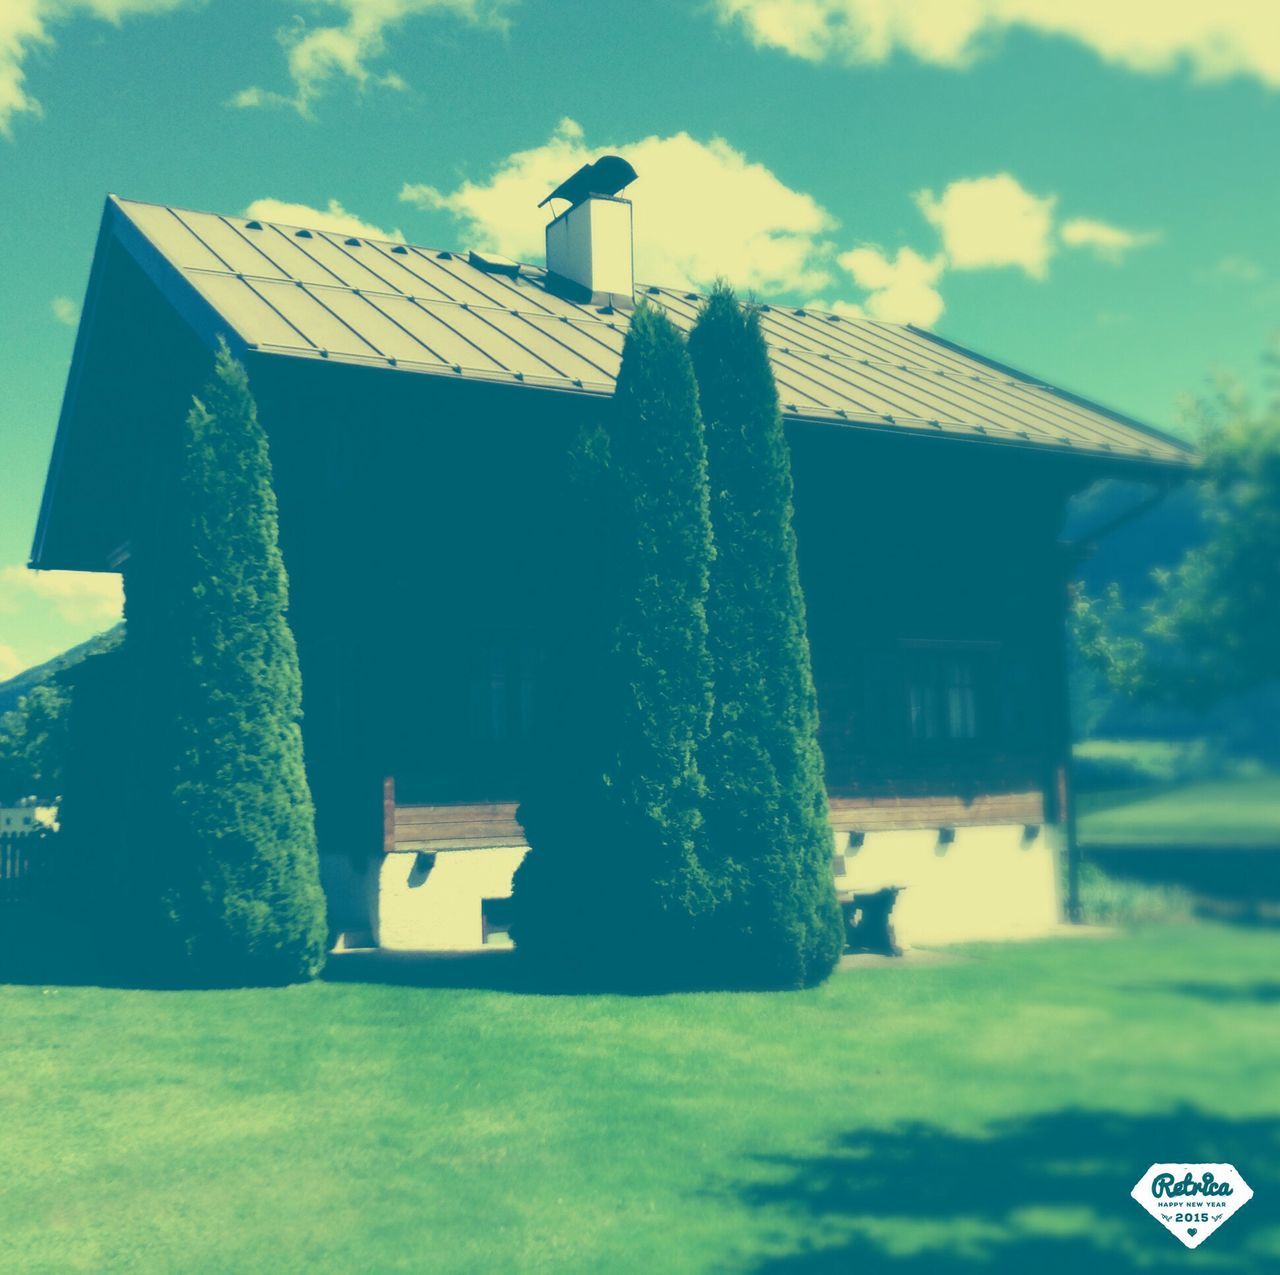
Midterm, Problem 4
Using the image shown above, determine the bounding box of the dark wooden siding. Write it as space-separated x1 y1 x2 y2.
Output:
251 360 1091 862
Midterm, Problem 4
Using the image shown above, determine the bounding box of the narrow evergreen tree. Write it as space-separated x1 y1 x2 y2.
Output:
688 284 843 988
513 305 717 986
128 339 327 985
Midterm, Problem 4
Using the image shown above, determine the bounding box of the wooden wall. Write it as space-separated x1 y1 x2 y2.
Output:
253 360 1094 862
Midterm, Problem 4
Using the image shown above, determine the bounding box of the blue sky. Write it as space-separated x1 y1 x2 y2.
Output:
2 0 1278 678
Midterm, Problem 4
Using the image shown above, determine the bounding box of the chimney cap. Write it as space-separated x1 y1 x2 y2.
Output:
539 155 637 209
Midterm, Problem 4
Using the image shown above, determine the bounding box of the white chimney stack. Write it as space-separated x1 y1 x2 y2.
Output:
541 156 638 310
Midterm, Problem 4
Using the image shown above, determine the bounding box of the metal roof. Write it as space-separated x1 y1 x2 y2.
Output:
108 195 1192 467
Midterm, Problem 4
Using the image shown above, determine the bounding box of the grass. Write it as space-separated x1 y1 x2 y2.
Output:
1075 861 1196 926
1077 775 1280 847
3 926 1280 1273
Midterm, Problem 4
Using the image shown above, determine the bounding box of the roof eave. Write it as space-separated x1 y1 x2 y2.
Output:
30 197 251 571
907 323 1197 465
29 199 117 571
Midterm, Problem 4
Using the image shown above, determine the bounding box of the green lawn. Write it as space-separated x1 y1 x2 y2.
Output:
1078 776 1280 847
3 926 1279 1273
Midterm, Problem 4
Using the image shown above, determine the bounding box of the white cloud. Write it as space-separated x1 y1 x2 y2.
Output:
1215 255 1264 283
236 0 513 117
1060 216 1160 262
836 246 945 325
400 117 837 295
50 294 78 326
915 174 1058 279
0 566 122 627
401 122 1158 323
0 1 194 138
0 643 24 681
714 1 1280 88
801 297 867 320
242 196 403 241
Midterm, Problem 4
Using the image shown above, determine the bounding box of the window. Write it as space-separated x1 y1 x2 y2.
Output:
902 642 993 744
468 638 540 743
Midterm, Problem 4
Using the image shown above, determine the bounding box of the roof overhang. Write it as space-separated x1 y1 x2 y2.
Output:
31 193 1196 572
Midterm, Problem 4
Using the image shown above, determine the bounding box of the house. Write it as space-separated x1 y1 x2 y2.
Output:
31 163 1193 952
0 807 56 835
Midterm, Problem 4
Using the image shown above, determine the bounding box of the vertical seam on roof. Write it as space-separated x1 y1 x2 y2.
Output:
402 296 512 372
784 344 970 428
766 356 850 411
521 310 626 364
923 372 1086 443
180 211 286 279
164 207 236 273
469 268 562 317
461 306 570 379
837 323 1155 452
503 312 615 381
908 323 1192 457
317 232 407 295
647 291 701 324
262 224 360 288
376 244 498 307
296 284 389 358
944 373 1103 447
759 309 856 358
829 350 1075 442
361 241 458 300
407 247 517 309
988 378 1146 452
847 323 978 376
238 277 320 350
771 348 913 418
225 220 314 284
346 291 450 365
421 250 562 317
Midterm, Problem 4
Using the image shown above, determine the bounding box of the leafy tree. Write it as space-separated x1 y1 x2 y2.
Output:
513 305 716 985
0 681 70 804
688 284 843 989
0 625 124 805
1078 360 1280 710
125 339 327 985
1144 374 1280 703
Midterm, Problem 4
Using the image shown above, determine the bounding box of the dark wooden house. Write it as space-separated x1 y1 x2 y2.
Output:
31 182 1193 950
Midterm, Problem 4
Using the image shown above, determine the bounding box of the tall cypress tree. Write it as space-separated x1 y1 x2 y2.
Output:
128 339 327 985
688 284 843 988
513 305 717 986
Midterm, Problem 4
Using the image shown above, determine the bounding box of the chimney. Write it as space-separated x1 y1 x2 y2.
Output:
541 155 638 309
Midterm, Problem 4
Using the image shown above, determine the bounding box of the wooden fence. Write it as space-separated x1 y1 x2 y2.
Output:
0 830 50 906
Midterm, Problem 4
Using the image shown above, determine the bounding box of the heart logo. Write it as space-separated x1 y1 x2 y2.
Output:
1131 1164 1253 1250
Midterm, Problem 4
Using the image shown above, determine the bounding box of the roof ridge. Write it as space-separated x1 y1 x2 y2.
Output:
99 193 1193 470
107 195 910 331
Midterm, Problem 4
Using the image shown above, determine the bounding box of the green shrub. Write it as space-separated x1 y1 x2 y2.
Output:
513 306 717 986
122 340 327 985
689 284 843 988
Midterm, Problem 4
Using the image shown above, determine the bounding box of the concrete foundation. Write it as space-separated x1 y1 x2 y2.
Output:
361 822 1062 953
835 823 1063 947
374 845 527 952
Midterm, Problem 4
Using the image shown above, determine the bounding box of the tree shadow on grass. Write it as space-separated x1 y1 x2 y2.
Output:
322 948 551 993
1155 982 1280 1005
321 948 731 996
729 1107 1279 1273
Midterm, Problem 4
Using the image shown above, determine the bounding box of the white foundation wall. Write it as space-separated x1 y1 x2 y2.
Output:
368 823 1062 953
375 846 528 951
835 824 1063 947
